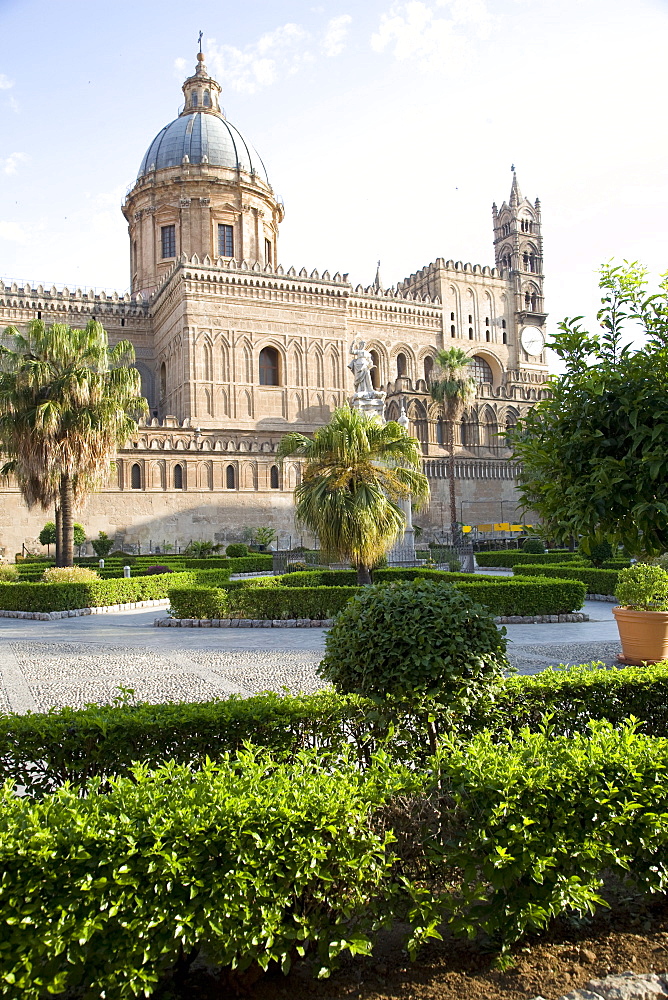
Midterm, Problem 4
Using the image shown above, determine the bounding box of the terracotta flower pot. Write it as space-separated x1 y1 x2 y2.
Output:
612 606 668 665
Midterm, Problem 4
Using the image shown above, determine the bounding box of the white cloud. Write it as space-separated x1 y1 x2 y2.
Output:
0 221 28 244
3 152 28 176
322 14 352 57
205 25 312 94
371 0 491 68
0 74 13 90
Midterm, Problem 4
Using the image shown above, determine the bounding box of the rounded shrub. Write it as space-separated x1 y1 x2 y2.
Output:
225 543 248 558
522 538 545 554
143 565 172 575
42 566 99 583
284 561 309 573
616 563 668 611
319 580 509 729
0 564 18 582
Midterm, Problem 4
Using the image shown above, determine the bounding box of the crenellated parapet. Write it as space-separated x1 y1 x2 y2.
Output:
0 280 149 323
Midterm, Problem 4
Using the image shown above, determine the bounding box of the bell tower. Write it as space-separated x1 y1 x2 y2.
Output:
492 169 547 363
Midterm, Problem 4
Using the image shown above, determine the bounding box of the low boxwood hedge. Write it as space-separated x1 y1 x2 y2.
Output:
512 563 618 594
475 551 586 568
0 571 197 612
168 576 585 620
5 662 668 797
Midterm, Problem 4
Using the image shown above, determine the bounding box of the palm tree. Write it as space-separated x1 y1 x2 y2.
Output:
277 406 429 584
429 348 477 544
0 319 147 566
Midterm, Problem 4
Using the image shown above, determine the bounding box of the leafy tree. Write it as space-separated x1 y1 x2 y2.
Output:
73 523 86 554
277 406 429 584
511 262 668 557
39 522 57 553
429 348 477 543
0 319 147 566
91 531 114 560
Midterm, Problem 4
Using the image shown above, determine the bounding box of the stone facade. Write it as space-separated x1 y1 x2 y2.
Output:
0 54 549 557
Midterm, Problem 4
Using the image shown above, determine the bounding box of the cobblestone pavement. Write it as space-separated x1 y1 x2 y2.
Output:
0 601 622 714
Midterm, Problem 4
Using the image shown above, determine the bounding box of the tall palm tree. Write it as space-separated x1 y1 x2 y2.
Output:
277 406 429 584
0 319 147 566
429 348 477 543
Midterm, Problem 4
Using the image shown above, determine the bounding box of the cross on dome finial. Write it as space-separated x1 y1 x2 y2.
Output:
198 30 203 54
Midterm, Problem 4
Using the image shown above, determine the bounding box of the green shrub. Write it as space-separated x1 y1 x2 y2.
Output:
475 550 585 568
615 562 668 610
473 660 668 739
230 585 356 621
183 555 272 573
168 586 229 619
0 571 195 612
439 721 668 952
522 537 545 554
427 546 462 571
457 577 585 615
0 751 409 998
91 530 114 559
143 564 172 575
512 562 618 594
42 565 99 583
283 560 310 573
0 564 18 582
225 542 249 557
579 537 614 567
320 581 508 740
109 551 136 564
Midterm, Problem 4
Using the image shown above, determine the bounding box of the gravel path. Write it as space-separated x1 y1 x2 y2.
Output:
0 600 622 714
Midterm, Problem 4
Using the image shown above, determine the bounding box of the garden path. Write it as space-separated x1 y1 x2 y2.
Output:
0 600 621 714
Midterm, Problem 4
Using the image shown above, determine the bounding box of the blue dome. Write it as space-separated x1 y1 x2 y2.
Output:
138 111 270 184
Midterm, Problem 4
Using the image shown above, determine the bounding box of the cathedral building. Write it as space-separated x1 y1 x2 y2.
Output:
0 52 548 555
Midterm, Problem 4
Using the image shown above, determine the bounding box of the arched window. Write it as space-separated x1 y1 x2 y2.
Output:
502 319 507 345
470 356 493 384
369 350 380 389
173 464 183 490
191 91 198 107
159 363 166 399
436 418 446 445
451 324 456 337
525 292 531 310
450 312 455 321
203 89 211 107
259 346 280 386
226 464 236 489
468 328 473 340
423 356 434 382
396 352 407 377
131 463 141 489
270 465 279 489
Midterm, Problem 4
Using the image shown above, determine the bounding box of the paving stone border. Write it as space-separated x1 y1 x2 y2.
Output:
0 599 169 621
587 593 617 602
533 971 668 1000
155 612 590 629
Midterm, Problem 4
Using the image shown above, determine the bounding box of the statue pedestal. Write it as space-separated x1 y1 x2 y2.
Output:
350 391 386 423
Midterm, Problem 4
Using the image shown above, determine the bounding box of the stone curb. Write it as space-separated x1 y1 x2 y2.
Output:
0 599 169 621
586 593 617 602
155 612 589 629
532 970 668 1000
155 617 335 628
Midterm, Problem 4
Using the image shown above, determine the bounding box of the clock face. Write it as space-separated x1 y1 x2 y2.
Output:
520 326 545 357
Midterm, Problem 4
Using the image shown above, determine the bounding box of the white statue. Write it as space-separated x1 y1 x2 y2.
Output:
348 339 376 397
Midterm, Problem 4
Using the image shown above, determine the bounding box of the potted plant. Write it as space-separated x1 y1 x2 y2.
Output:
613 563 668 665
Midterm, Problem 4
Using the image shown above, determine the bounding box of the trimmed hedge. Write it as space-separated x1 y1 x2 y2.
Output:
168 576 586 620
0 571 197 612
5 663 668 797
513 562 619 594
475 551 586 568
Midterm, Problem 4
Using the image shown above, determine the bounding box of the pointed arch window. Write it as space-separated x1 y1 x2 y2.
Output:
259 346 280 386
370 350 380 389
270 465 280 489
226 465 236 490
173 464 183 490
424 356 434 382
131 463 142 489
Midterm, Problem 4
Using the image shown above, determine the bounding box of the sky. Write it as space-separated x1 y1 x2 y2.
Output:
1 0 667 368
